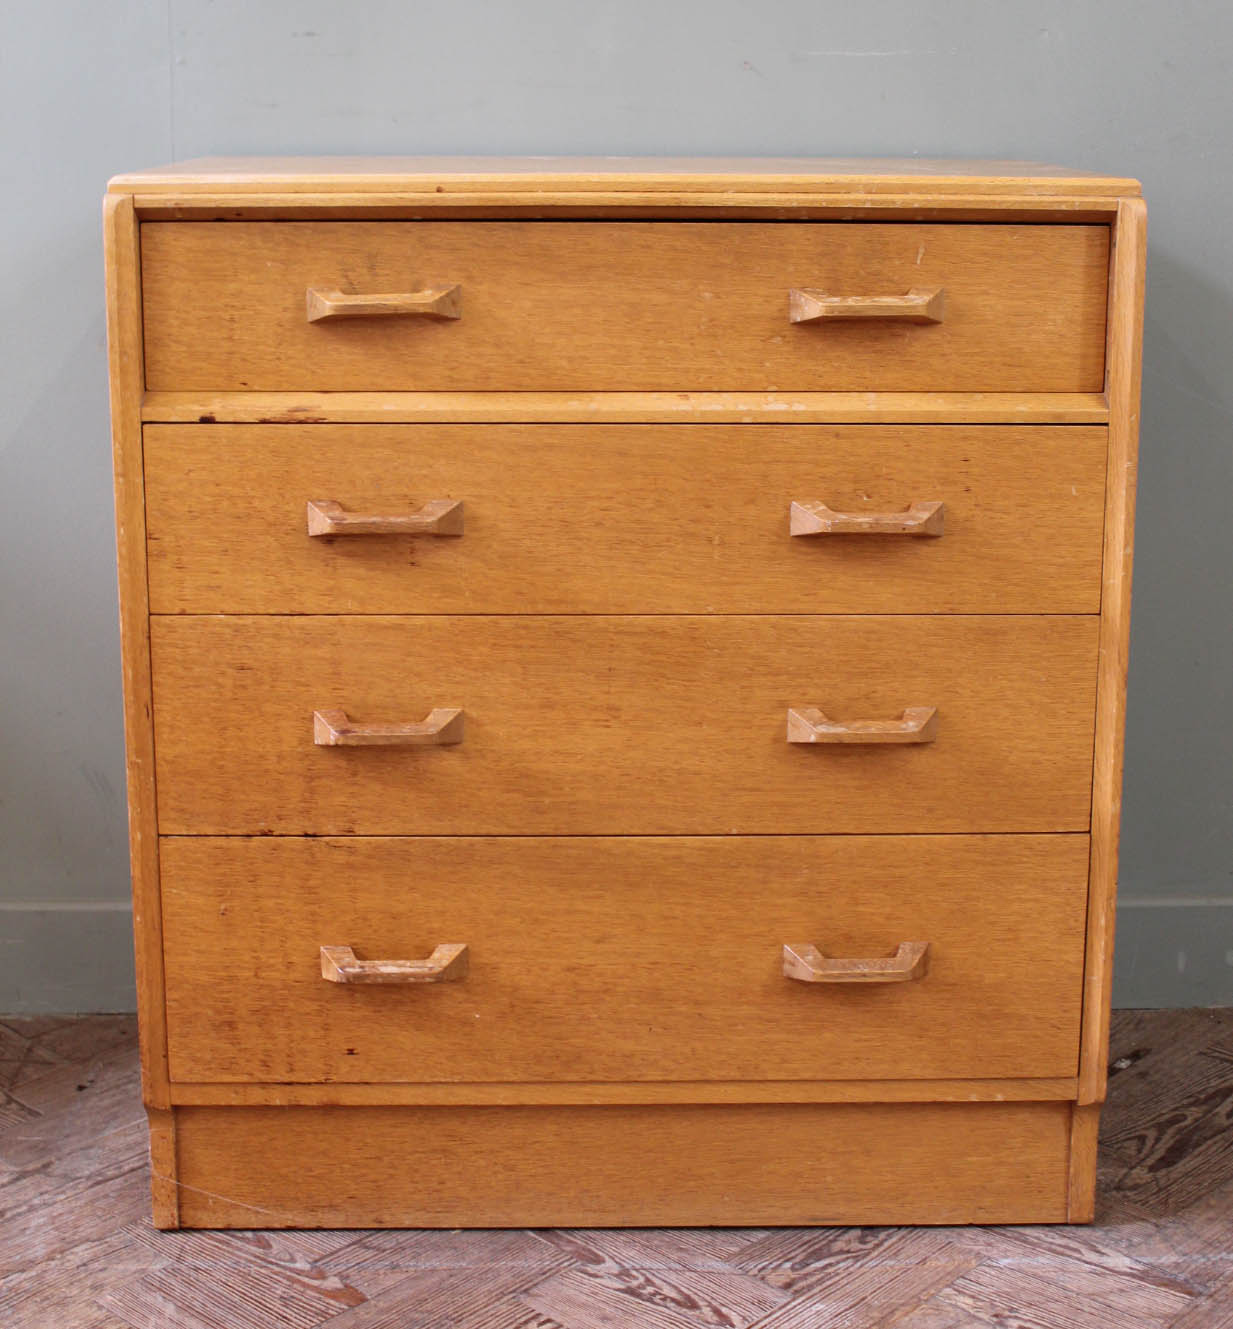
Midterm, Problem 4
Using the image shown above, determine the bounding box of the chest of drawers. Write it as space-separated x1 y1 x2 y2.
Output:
105 157 1145 1228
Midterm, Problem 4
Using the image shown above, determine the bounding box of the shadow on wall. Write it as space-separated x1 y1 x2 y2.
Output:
1114 243 1233 1007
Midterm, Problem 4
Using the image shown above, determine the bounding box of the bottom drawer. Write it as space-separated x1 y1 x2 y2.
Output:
160 834 1089 1085
169 1100 1078 1227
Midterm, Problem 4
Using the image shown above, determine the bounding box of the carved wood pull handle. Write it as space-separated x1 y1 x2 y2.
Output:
789 287 944 324
321 943 469 984
306 285 462 322
783 941 930 984
307 499 464 537
787 706 937 745
790 500 944 538
313 708 464 747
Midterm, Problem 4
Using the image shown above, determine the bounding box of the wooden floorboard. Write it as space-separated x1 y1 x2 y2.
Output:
0 1011 1232 1328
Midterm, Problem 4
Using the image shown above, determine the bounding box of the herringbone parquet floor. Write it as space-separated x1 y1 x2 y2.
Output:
1 1009 1232 1328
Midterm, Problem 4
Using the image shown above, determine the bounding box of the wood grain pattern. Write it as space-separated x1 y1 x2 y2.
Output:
105 158 1145 1232
109 156 1143 196
789 497 946 537
305 496 464 537
143 424 1108 615
789 286 945 324
109 158 1141 223
312 706 464 747
165 1076 1080 1107
319 942 469 985
1103 1010 1233 1219
149 615 1099 836
11 1012 1233 1315
140 389 1112 424
1079 198 1147 1107
102 194 169 1116
306 282 462 322
786 705 939 745
105 157 1142 224
140 222 1109 392
172 1100 1073 1227
158 834 1088 1085
124 194 1137 224
1069 1102 1102 1222
145 1107 179 1230
0 1021 153 1304
782 940 930 984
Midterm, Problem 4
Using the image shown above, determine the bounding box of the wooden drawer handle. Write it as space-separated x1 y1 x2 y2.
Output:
787 706 937 745
306 285 462 322
321 943 469 984
313 708 464 747
790 500 944 538
783 941 929 984
789 287 944 324
307 498 464 537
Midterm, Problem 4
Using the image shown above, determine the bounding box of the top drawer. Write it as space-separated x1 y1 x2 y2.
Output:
140 222 1109 392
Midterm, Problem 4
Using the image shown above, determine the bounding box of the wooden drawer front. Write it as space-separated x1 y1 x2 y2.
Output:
161 835 1088 1085
145 424 1107 615
150 615 1097 835
140 222 1109 391
175 1101 1073 1227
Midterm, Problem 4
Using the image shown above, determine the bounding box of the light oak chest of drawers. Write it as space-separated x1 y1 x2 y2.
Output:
104 157 1145 1229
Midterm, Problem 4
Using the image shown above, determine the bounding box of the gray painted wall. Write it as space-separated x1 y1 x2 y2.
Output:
2 1 1230 1011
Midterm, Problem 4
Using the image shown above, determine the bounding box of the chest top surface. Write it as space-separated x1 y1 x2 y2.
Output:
107 155 1140 200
